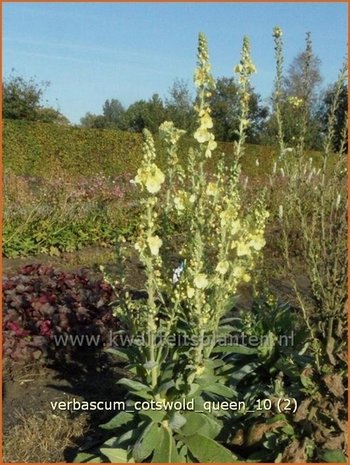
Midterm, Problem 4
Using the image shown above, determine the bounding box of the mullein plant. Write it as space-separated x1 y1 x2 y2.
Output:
270 27 348 371
77 33 268 463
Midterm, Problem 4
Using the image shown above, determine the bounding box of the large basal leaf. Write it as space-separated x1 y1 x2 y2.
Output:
117 377 151 392
104 347 130 361
180 412 221 439
73 452 102 463
212 344 258 355
117 378 153 399
152 425 180 463
100 447 130 463
204 382 237 398
100 411 134 430
133 422 160 462
139 409 166 423
184 433 237 462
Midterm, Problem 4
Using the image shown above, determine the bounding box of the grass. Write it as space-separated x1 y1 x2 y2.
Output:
3 409 88 463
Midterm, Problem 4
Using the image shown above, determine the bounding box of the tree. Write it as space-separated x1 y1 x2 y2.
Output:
102 98 126 129
3 72 70 124
209 77 268 143
318 82 348 152
124 94 166 133
3 72 48 120
80 112 107 129
284 32 322 106
165 79 196 132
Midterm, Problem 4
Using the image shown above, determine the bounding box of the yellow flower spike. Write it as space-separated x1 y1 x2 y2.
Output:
193 273 209 289
147 235 163 256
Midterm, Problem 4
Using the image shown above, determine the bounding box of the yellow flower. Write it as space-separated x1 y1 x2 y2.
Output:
147 235 163 256
134 164 165 193
174 195 186 211
206 182 218 196
249 234 266 251
134 241 142 252
145 165 165 193
187 286 195 299
216 260 229 275
243 274 251 283
236 242 251 256
194 127 210 143
208 138 217 151
231 219 241 235
232 266 245 279
193 273 209 289
200 112 213 129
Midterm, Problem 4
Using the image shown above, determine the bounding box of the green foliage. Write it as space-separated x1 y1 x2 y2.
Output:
2 72 69 124
209 77 268 143
3 119 143 177
318 81 348 152
3 72 47 121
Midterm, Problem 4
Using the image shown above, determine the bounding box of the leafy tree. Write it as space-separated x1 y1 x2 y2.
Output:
3 72 70 125
165 79 197 132
318 82 347 152
102 98 126 129
124 94 166 133
3 73 48 120
80 112 107 129
209 77 268 143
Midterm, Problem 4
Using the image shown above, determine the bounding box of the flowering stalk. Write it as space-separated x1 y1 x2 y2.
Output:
272 26 285 160
234 36 256 166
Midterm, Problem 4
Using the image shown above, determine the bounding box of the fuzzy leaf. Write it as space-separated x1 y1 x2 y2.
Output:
133 422 160 462
184 433 237 462
100 447 129 462
100 411 134 430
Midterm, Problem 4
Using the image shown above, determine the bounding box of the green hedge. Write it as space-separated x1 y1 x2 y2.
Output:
3 120 280 178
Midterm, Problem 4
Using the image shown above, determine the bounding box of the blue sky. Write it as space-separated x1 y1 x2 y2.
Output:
3 2 347 124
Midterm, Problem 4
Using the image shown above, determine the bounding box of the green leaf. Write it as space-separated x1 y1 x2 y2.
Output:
117 378 150 391
104 347 130 361
139 409 166 423
204 383 237 398
133 422 160 462
117 378 152 399
181 412 221 439
184 433 237 462
168 412 187 431
100 447 129 463
100 411 134 430
321 450 347 463
212 344 258 355
73 452 101 463
230 362 260 383
152 426 180 463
